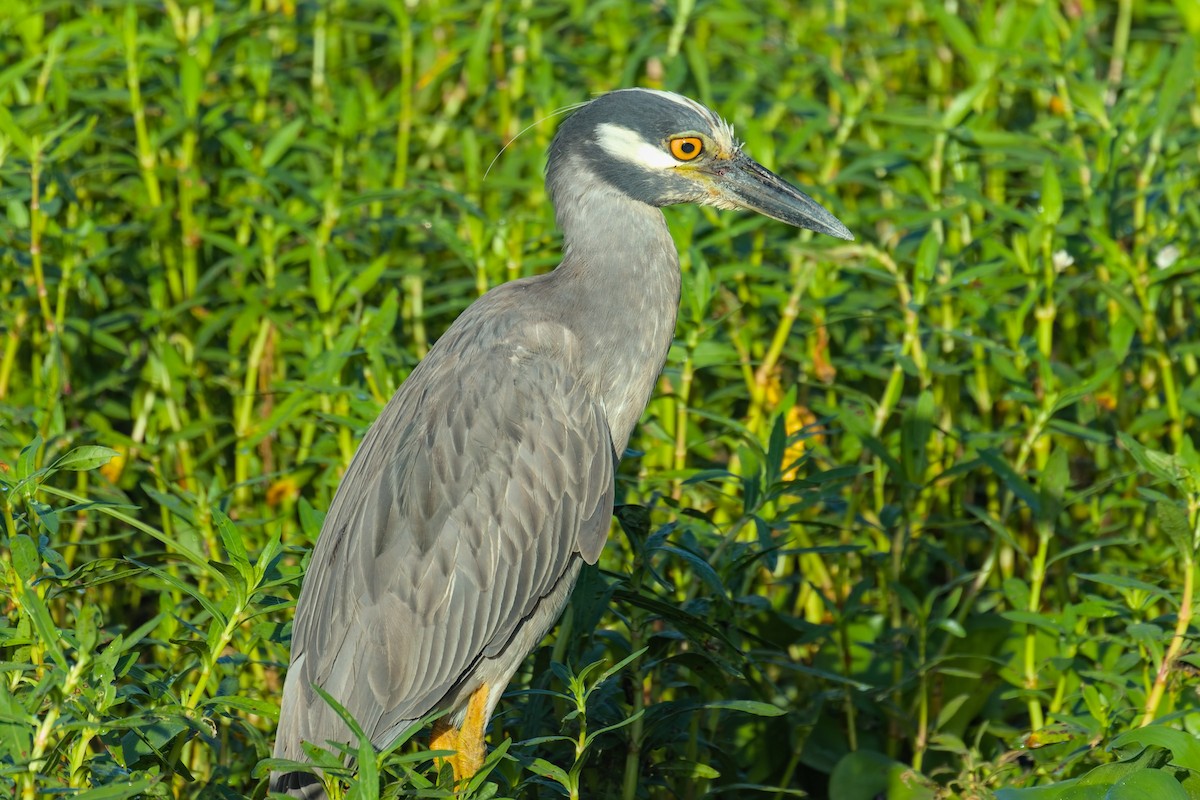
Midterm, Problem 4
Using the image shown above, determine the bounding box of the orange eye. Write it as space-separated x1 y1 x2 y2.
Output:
669 137 703 161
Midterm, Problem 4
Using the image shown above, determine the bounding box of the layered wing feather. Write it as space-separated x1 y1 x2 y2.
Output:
274 308 615 763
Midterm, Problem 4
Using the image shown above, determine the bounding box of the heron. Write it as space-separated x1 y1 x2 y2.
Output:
270 88 852 798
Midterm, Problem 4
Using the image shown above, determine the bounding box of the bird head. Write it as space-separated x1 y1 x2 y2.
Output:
547 88 853 241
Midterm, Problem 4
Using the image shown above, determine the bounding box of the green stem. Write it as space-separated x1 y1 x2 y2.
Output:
913 624 928 771
1142 551 1195 725
234 319 273 503
1105 0 1133 105
1025 523 1053 732
123 4 162 207
26 643 88 798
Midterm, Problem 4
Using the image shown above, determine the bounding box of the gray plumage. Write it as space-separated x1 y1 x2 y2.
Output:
270 89 851 798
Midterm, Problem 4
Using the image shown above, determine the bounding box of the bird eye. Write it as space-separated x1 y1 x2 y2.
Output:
669 137 703 161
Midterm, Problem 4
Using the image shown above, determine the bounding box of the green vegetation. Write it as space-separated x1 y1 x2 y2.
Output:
2 1 1199 798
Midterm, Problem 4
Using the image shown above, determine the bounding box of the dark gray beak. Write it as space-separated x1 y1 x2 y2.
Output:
711 152 854 241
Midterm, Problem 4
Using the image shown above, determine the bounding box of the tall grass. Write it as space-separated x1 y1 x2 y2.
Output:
1 1 1198 798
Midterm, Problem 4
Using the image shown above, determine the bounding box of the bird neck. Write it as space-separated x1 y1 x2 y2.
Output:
548 178 682 456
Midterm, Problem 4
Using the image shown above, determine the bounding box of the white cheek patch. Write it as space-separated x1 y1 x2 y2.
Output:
595 122 678 170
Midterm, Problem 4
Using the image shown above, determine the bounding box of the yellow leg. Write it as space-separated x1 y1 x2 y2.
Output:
430 716 458 776
430 684 490 784
456 683 489 778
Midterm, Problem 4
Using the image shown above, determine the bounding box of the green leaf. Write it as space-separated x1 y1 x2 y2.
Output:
40 484 209 571
592 646 648 688
1077 573 1172 603
583 707 645 749
701 699 785 717
1077 743 1172 786
913 230 939 293
657 544 725 596
6 197 29 229
204 695 280 718
995 779 1098 800
936 693 972 730
10 534 39 582
0 104 33 157
1040 161 1063 225
1156 502 1194 557
530 757 570 787
655 760 720 779
1049 536 1137 567
1081 683 1109 728
942 78 992 129
1151 38 1196 140
71 780 156 799
1071 80 1111 130
15 436 42 483
1179 436 1200 482
901 389 935 485
133 561 228 628
261 118 306 168
337 255 391 311
1120 433 1182 487
1110 726 1200 773
1001 610 1064 635
1039 445 1070 522
311 684 369 743
1053 359 1116 413
31 500 58 535
998 748 1179 799
0 679 32 766
49 115 98 162
349 732 379 800
298 497 326 541
936 617 966 638
51 445 120 472
19 583 67 670
927 3 981 66
215 508 250 574
829 750 937 800
76 602 100 654
119 715 191 770
980 448 1041 515
1104 769 1188 800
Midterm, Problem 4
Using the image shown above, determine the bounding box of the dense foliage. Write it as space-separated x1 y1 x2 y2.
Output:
2 1 1199 798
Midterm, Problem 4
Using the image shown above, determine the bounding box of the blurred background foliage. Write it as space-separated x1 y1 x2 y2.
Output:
2 0 1199 798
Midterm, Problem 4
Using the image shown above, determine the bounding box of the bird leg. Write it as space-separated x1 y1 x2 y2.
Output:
456 684 489 778
430 683 490 783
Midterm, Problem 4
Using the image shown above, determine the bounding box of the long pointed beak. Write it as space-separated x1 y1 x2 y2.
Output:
711 153 854 241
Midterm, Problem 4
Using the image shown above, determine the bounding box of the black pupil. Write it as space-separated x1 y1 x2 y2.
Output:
680 141 696 154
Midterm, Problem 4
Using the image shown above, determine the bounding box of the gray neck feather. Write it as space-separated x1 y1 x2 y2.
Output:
544 154 682 455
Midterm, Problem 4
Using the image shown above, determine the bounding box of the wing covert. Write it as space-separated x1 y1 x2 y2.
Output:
277 316 616 758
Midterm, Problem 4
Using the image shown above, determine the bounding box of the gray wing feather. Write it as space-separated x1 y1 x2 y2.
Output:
274 308 615 765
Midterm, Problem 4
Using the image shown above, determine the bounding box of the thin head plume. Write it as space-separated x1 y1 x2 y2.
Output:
483 100 590 182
